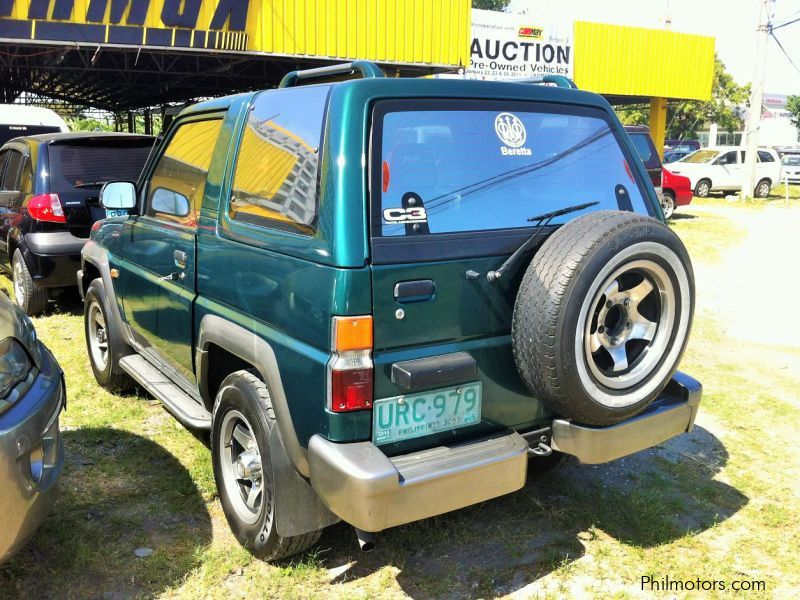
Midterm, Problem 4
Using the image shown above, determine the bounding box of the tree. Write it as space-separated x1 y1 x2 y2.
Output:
787 95 800 129
472 0 510 10
66 116 114 132
616 56 750 140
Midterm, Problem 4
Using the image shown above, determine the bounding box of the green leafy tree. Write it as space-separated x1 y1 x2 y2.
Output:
616 56 749 141
787 95 800 129
66 117 114 132
472 0 511 10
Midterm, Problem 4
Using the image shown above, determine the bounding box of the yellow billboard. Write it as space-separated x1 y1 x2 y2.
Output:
573 21 714 101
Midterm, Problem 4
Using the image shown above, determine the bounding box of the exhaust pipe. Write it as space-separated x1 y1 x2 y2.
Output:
354 528 376 552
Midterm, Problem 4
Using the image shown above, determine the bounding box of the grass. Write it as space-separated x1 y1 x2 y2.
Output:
2 202 800 598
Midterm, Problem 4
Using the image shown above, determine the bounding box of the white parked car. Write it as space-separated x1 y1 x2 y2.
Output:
0 105 69 146
665 146 782 198
780 152 800 184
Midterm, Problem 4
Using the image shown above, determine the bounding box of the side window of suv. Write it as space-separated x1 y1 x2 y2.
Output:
228 85 330 235
146 119 223 227
757 150 775 163
717 151 738 165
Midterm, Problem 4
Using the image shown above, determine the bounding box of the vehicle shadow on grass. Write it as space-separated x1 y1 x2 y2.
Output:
314 425 747 599
0 427 212 600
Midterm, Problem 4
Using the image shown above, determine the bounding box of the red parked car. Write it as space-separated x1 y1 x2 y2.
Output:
661 168 693 219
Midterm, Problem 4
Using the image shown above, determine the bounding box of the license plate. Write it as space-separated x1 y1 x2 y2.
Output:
372 382 482 445
105 208 128 218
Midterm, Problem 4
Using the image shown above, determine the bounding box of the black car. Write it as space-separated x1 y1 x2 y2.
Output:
0 133 154 314
623 125 663 190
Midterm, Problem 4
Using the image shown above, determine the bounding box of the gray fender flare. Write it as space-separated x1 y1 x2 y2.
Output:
196 315 338 537
80 240 135 348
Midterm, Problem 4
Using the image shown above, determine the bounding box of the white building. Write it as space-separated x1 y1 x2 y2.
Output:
698 93 799 148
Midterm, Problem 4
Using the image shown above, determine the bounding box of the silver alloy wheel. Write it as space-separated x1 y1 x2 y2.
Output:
582 258 676 397
660 194 675 219
756 181 770 197
219 410 264 525
87 301 109 371
13 258 25 306
696 181 710 197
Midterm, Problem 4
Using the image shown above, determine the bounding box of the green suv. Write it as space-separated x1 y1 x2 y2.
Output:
79 62 701 560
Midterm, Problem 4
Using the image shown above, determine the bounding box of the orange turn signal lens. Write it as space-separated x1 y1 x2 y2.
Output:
333 316 373 352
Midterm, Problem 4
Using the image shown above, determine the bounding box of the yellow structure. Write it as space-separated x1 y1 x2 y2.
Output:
573 21 715 155
0 0 471 67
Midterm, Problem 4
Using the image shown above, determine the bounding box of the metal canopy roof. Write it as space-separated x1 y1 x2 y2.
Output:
0 43 443 111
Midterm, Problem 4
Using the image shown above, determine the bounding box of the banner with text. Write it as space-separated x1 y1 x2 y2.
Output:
467 8 573 81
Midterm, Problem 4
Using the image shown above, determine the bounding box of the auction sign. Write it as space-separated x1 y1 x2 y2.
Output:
467 8 573 80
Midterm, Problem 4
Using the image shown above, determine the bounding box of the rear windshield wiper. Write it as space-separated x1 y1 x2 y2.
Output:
73 181 107 189
486 201 599 283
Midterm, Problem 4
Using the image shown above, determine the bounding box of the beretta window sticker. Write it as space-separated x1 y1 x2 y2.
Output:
495 112 532 156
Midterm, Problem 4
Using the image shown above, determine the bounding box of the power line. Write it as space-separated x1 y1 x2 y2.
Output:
771 15 800 30
770 30 800 76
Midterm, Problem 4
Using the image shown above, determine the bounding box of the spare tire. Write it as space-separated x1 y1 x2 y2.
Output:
512 210 694 426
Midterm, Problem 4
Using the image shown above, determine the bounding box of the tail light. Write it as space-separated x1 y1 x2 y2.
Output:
27 194 66 223
329 316 373 412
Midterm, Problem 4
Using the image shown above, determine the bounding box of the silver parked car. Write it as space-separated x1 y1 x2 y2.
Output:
0 291 65 562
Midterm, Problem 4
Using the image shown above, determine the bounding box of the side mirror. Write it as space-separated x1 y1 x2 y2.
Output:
100 181 137 209
151 188 190 218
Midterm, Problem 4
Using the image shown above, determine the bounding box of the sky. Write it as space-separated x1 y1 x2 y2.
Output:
507 0 800 96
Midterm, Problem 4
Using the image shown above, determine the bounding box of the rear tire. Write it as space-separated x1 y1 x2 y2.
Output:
12 250 48 316
512 211 694 426
694 179 711 198
754 179 771 198
212 370 322 561
84 278 135 393
660 191 676 219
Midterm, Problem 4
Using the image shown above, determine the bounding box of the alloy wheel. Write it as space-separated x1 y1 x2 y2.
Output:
583 259 676 400
219 410 264 525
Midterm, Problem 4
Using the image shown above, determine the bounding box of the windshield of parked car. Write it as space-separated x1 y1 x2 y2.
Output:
49 139 154 190
680 149 719 164
782 154 800 166
375 102 649 237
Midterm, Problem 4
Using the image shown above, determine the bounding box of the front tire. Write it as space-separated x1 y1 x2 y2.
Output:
84 278 135 393
512 211 695 426
694 179 711 198
12 250 48 316
212 370 321 561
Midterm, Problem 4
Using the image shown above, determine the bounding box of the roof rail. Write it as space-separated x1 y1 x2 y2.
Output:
279 61 385 88
513 75 579 89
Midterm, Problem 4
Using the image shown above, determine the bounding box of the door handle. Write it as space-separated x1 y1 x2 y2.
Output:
160 271 186 282
173 249 187 269
394 279 435 303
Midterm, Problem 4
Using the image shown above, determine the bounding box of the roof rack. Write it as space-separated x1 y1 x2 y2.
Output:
279 61 385 88
512 75 579 89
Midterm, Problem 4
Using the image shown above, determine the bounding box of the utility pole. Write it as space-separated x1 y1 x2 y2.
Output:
740 0 773 200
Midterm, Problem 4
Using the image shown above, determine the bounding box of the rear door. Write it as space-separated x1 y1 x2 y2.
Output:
117 118 224 383
369 100 654 452
46 137 154 239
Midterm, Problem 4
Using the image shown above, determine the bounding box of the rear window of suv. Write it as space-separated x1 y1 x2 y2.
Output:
373 100 649 239
49 139 154 190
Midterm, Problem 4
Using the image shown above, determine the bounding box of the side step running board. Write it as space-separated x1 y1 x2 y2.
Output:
119 355 211 430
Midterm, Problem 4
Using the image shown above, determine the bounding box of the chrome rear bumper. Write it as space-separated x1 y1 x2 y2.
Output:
307 372 701 532
551 372 702 464
308 430 529 532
